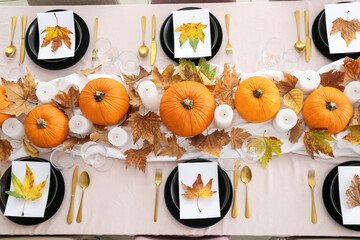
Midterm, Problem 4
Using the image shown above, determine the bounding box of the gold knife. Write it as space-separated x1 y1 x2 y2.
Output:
67 165 79 224
150 14 156 66
305 10 311 62
231 160 241 218
20 15 27 64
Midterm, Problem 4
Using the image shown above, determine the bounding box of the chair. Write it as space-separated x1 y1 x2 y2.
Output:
151 0 235 4
134 236 231 240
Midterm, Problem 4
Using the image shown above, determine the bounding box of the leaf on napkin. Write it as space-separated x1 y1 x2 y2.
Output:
230 128 252 149
92 124 108 133
89 132 111 146
121 66 152 88
158 135 186 160
346 174 360 208
181 173 216 213
22 138 39 157
62 135 90 152
283 89 303 115
259 136 283 169
76 65 102 77
274 72 298 96
320 69 345 92
213 64 241 109
0 139 13 165
330 17 360 47
127 111 162 145
343 125 360 146
179 58 200 82
289 119 304 143
198 57 216 81
124 146 152 172
151 65 182 90
349 104 360 126
342 56 360 84
303 129 335 160
175 22 207 52
189 130 231 157
127 87 143 108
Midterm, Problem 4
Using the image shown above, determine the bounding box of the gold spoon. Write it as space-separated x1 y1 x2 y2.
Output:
139 16 149 57
241 166 252 218
5 16 17 57
76 171 90 223
294 10 305 53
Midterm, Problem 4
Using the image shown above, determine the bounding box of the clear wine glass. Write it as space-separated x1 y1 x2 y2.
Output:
118 50 140 74
80 142 113 172
50 147 75 171
241 136 266 164
218 148 241 172
261 38 284 70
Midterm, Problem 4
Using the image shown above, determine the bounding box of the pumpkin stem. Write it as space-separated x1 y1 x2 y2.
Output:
94 91 105 102
326 101 338 111
181 98 194 110
253 89 263 98
36 118 47 129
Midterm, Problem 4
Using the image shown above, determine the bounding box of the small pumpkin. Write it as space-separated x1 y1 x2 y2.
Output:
234 76 281 123
160 81 215 137
79 78 130 125
303 87 353 134
0 85 13 127
25 104 69 148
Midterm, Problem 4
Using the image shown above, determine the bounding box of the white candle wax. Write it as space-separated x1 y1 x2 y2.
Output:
344 81 360 104
36 82 58 104
214 104 234 129
294 70 320 94
272 108 298 133
2 118 25 140
108 127 129 147
137 81 160 112
69 115 93 135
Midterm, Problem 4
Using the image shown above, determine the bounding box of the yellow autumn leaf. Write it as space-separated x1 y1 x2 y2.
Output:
22 138 39 157
259 136 283 169
343 125 360 146
198 71 215 91
175 22 207 52
283 89 303 115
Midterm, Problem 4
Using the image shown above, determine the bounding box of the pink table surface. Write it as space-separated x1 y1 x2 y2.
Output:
1 0 360 236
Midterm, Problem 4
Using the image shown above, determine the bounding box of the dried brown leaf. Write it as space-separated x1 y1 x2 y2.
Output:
127 111 162 145
62 135 90 152
121 66 152 87
92 124 108 133
76 65 102 77
143 132 168 156
320 69 345 92
151 65 182 90
349 104 360 126
90 132 111 145
275 72 298 96
289 119 304 143
230 128 251 149
22 138 39 157
158 135 186 160
189 130 231 157
346 174 360 208
342 56 360 84
127 87 143 108
51 85 79 117
330 17 360 47
23 69 38 101
124 147 152 172
0 139 12 165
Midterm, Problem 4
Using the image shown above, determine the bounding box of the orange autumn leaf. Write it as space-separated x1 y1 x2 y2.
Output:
189 130 231 157
289 119 304 143
330 17 360 47
124 147 152 172
342 56 360 84
346 174 360 208
151 65 182 90
158 135 185 160
62 135 90 152
51 85 79 117
230 128 251 149
0 139 13 165
275 72 298 96
127 111 162 145
320 69 345 92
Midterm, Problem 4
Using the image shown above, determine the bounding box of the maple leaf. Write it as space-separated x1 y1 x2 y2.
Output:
198 57 216 81
22 138 39 157
90 132 111 146
259 136 283 169
127 111 162 145
283 89 303 115
275 72 298 96
127 87 143 108
230 128 252 149
92 124 108 133
51 85 79 117
22 69 38 101
143 132 168 156
0 139 12 165
175 22 207 52
349 104 360 126
158 135 186 160
179 58 200 82
343 125 360 146
124 147 152 172
213 64 241 109
189 130 231 157
289 119 304 143
198 71 215 91
320 69 345 92
346 174 360 208
182 173 216 212
120 66 152 88
62 135 90 152
76 65 102 77
151 65 182 90
303 130 335 160
342 56 360 84
6 164 48 216
330 17 360 47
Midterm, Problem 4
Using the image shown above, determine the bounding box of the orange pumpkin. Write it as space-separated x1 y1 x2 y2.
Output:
0 85 13 127
79 78 130 125
25 104 69 148
160 81 215 137
234 76 281 123
303 87 353 134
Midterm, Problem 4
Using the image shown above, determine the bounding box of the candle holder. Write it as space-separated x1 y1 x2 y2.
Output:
80 142 113 172
241 136 266 164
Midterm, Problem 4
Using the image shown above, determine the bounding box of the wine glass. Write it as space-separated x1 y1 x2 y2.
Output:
118 50 140 74
261 38 284 70
241 136 266 164
218 148 242 172
80 142 113 172
95 38 120 75
50 147 75 171
0 58 25 80
281 49 299 73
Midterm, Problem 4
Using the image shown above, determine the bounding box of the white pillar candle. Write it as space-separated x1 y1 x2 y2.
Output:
69 115 93 136
108 127 129 147
214 104 234 129
137 81 160 112
293 70 320 94
2 118 25 140
272 108 298 133
36 82 58 104
344 81 360 104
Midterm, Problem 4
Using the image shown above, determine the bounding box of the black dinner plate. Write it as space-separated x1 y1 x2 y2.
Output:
164 159 232 228
160 7 222 64
0 157 65 225
322 160 360 231
25 9 89 70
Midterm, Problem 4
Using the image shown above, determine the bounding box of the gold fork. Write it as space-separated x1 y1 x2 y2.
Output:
92 17 98 61
308 170 317 223
225 14 232 54
154 168 162 222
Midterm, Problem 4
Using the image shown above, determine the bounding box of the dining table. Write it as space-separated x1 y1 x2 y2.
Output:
0 0 360 237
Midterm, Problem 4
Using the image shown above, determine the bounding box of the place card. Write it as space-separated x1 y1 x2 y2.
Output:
37 10 75 60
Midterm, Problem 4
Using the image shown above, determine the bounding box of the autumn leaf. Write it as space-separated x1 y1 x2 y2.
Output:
343 125 360 146
189 130 231 157
127 87 143 108
259 136 283 169
124 147 152 172
283 89 303 115
0 139 12 165
349 104 360 126
181 173 216 212
151 65 182 90
198 57 216 81
121 66 152 88
289 119 304 143
198 71 215 91
320 69 345 91
127 111 162 145
330 17 360 47
275 72 298 96
89 132 111 146
92 124 108 133
342 56 360 84
346 174 360 208
158 135 185 160
51 85 79 117
62 135 90 152
76 65 101 77
303 130 335 160
175 22 207 52
143 132 168 156
22 138 39 157
179 58 200 82
22 69 38 101
230 128 251 149
213 64 241 109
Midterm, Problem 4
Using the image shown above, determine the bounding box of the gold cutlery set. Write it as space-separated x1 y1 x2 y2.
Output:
232 164 252 219
294 10 311 62
5 15 27 63
138 15 157 66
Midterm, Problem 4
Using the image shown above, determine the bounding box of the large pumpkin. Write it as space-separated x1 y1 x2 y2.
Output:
25 104 69 148
234 76 281 123
160 81 215 137
303 87 353 134
79 78 129 125
0 85 13 127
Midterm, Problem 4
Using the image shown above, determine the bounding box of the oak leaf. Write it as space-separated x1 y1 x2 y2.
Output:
89 132 111 146
179 58 200 82
151 65 182 90
22 138 39 157
342 56 360 84
76 65 101 77
158 135 186 160
124 147 152 172
330 17 360 47
175 22 207 52
0 139 12 165
127 87 143 108
283 89 303 115
121 66 152 88
343 125 360 146
181 173 216 212
198 57 216 81
62 135 90 152
289 119 304 143
303 130 335 159
51 85 79 117
320 69 345 91
127 111 162 145
189 130 231 157
230 128 251 149
349 104 360 126
259 136 283 169
346 174 360 208
275 72 298 96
